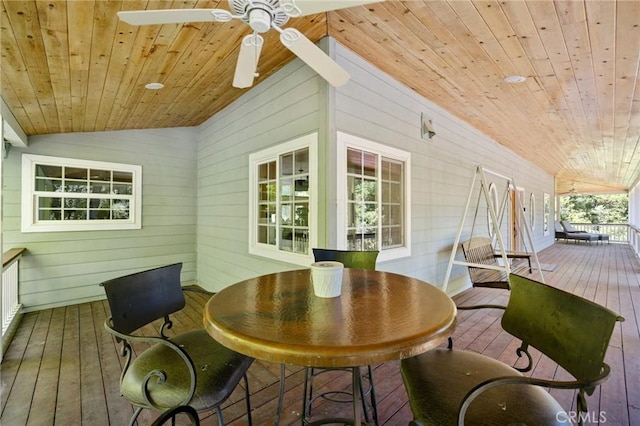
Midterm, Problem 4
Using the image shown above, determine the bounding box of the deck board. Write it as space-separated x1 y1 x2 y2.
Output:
1 242 638 425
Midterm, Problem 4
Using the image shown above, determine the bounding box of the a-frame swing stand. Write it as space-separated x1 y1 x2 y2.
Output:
442 166 543 293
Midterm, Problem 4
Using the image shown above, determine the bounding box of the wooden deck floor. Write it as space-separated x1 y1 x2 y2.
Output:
2 242 639 425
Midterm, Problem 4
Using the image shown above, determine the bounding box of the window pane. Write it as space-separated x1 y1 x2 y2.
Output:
362 203 378 228
64 181 88 193
260 183 275 202
280 227 293 251
281 204 292 225
90 182 110 194
294 203 308 226
113 183 132 195
295 149 309 174
64 210 87 220
281 153 293 176
363 152 377 177
363 232 378 250
347 230 362 250
347 149 362 174
39 210 61 220
281 178 293 201
259 163 270 180
35 178 62 192
90 169 111 181
36 165 62 178
258 204 273 224
65 167 87 180
113 171 132 183
347 202 361 228
113 200 130 219
64 198 87 209
90 209 111 220
295 178 309 197
294 229 308 254
361 180 377 202
39 197 61 208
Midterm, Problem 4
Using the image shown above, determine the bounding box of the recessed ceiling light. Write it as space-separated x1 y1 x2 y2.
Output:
145 82 164 90
503 75 526 84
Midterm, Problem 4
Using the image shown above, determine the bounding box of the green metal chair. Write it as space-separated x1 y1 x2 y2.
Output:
151 405 200 426
101 263 254 426
302 248 380 424
400 273 623 426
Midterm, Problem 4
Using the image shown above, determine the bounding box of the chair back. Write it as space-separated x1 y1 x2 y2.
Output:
312 248 378 270
504 274 623 382
560 220 579 233
460 237 496 266
101 263 184 334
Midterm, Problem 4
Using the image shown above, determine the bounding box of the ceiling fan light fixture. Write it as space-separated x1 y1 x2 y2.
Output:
145 82 164 90
248 8 272 33
503 75 526 84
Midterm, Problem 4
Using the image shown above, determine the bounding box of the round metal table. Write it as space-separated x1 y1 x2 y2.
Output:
204 268 457 424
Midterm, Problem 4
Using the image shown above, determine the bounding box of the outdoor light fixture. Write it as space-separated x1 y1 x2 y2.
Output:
144 82 164 90
503 75 526 83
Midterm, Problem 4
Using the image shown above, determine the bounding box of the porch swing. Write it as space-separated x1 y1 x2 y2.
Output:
442 166 543 293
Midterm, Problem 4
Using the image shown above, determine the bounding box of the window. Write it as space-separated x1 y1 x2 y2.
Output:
248 133 317 265
543 193 550 235
21 154 142 232
529 193 536 230
337 132 411 261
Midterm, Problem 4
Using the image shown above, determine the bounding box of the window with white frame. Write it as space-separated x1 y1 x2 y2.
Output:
248 133 317 265
337 132 411 261
21 154 142 232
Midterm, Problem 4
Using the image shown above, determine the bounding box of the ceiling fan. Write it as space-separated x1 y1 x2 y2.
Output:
118 0 383 89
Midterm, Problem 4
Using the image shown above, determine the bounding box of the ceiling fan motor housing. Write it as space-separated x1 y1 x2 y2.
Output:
229 0 290 32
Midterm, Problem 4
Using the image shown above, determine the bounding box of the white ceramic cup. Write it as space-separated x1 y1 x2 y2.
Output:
310 261 344 298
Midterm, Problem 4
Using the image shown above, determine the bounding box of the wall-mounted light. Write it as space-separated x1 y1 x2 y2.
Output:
421 113 436 140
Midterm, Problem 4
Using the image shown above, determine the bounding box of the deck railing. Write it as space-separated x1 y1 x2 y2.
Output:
631 225 640 259
568 223 629 242
2 248 26 341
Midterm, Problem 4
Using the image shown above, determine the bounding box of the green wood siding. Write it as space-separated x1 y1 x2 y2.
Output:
2 128 197 311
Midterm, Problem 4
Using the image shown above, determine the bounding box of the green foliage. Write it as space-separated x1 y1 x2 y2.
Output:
560 194 628 224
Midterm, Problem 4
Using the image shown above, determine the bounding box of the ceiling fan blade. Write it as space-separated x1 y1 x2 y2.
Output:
233 34 264 88
280 28 349 87
280 0 384 17
117 9 233 26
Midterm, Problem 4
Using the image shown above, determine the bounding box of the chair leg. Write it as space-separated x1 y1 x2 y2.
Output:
243 373 252 426
275 364 286 426
216 406 224 425
129 406 144 426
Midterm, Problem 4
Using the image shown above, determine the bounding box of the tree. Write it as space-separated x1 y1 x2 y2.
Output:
560 194 628 224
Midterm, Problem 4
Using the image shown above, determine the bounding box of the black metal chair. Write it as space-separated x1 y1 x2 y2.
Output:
302 248 380 425
100 263 254 426
401 273 623 426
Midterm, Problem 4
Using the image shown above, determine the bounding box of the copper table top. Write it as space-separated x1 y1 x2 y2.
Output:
204 268 457 368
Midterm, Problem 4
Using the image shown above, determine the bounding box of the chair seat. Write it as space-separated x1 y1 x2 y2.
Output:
122 329 254 411
401 348 567 426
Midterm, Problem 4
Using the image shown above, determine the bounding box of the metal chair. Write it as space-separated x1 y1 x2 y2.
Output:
151 405 200 426
100 263 254 426
303 248 380 424
400 273 623 426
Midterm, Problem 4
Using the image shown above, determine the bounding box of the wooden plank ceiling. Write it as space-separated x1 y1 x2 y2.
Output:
1 0 639 195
